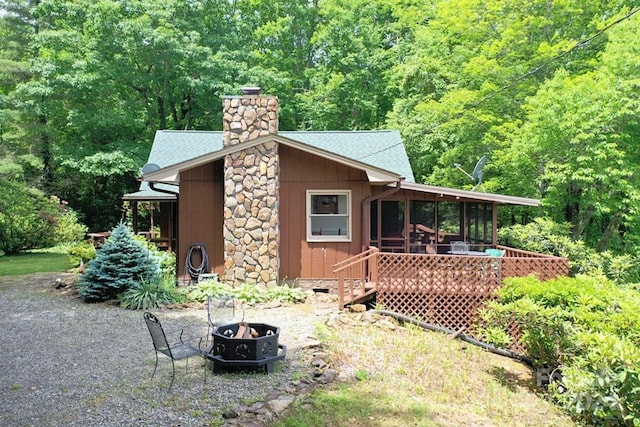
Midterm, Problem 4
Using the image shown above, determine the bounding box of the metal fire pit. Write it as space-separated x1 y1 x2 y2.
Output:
205 322 286 374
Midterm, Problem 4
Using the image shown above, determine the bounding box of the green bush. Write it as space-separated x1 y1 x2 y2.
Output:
0 181 88 255
77 223 160 302
498 217 640 283
67 241 97 266
0 181 61 254
233 282 269 304
266 283 306 303
479 275 640 425
51 200 87 245
555 332 640 426
479 295 575 367
134 235 175 278
119 276 185 310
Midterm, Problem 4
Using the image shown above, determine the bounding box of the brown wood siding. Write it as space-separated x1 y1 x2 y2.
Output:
178 160 224 278
279 145 371 280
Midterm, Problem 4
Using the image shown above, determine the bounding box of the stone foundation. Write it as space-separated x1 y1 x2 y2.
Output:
291 278 339 294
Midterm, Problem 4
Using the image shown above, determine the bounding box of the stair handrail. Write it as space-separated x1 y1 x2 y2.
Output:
333 247 379 309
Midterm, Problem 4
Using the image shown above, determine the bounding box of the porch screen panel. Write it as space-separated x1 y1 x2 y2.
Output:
436 202 462 251
409 201 435 253
380 200 405 252
465 203 493 248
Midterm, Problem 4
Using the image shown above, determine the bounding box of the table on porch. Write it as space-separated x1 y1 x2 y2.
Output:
447 250 489 256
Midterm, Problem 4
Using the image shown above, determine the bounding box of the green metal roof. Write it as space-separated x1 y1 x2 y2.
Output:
122 182 178 200
280 131 415 182
125 129 540 206
146 130 222 169
125 129 415 199
148 130 413 181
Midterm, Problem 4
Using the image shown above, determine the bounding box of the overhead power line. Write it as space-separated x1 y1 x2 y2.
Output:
357 6 640 161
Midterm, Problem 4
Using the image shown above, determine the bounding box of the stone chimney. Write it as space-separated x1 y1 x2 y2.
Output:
222 88 280 288
223 87 278 147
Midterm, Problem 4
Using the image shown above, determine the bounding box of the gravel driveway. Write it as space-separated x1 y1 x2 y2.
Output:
0 273 336 427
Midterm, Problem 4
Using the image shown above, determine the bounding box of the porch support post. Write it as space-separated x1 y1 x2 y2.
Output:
361 179 403 252
492 202 498 246
131 201 138 233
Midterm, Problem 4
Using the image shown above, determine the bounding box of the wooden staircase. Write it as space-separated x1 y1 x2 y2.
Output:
333 247 379 308
343 281 377 305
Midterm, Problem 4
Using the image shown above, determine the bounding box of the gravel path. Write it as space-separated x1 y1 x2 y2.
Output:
0 273 338 427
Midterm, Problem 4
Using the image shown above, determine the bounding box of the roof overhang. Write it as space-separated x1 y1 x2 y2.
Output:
143 134 402 184
122 193 176 201
400 182 540 206
122 182 178 201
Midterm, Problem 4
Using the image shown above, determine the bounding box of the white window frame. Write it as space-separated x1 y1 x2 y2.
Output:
306 190 352 242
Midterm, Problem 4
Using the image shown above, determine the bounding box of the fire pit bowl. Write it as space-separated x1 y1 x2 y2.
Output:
206 322 286 373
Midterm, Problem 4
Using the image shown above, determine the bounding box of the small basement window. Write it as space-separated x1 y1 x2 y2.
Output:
307 190 351 242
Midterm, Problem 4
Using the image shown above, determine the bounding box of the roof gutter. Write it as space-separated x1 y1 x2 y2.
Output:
149 182 179 197
361 179 404 251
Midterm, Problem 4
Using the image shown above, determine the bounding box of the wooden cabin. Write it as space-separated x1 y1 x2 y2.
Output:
124 89 568 307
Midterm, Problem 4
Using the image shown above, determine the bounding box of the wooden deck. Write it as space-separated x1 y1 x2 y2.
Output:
334 246 568 336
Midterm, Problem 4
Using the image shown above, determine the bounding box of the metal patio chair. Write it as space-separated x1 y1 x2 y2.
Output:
143 312 205 390
205 295 236 347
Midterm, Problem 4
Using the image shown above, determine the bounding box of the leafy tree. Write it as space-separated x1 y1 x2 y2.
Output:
2 0 640 255
0 1 39 186
387 0 616 186
297 0 399 130
56 151 139 231
77 222 160 302
499 9 640 251
5 0 249 230
237 0 320 129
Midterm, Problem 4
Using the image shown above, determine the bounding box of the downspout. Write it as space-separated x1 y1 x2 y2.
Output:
149 182 180 270
361 178 404 252
149 182 179 196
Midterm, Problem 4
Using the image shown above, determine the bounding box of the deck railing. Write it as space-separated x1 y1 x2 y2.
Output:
334 247 569 335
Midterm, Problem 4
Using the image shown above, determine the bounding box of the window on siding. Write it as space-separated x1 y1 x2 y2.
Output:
307 190 351 242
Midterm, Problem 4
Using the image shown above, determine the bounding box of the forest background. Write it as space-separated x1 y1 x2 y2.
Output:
1 0 639 256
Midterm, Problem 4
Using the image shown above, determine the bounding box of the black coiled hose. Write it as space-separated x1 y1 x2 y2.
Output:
185 243 209 281
373 309 533 367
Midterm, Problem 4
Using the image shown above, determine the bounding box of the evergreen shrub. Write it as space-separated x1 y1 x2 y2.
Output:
77 223 160 302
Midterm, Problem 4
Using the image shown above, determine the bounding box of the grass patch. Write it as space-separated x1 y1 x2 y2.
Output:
275 314 577 427
280 382 437 427
0 249 73 276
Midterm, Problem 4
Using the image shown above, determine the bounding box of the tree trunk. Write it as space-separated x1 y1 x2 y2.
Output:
597 211 624 252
